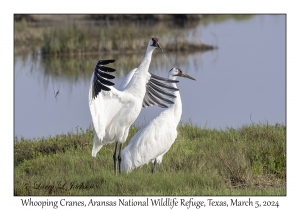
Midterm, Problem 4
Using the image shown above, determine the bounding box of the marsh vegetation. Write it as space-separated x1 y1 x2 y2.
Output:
14 123 286 196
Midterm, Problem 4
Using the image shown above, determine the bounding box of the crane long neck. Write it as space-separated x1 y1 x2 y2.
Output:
124 47 156 99
168 81 182 125
137 49 155 72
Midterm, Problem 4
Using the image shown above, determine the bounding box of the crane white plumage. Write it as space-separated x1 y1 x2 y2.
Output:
88 38 179 174
120 68 196 173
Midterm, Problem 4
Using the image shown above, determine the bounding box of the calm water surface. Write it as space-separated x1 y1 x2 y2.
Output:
14 15 285 139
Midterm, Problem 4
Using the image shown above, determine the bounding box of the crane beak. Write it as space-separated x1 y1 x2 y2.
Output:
181 72 196 81
156 42 163 52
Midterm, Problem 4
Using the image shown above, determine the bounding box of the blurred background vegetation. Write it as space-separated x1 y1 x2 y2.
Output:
14 14 254 80
14 14 255 55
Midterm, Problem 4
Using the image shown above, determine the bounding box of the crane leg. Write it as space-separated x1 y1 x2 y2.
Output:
152 158 157 174
118 143 123 174
113 142 118 174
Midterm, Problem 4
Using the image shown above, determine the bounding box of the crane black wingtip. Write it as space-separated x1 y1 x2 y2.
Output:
150 73 179 83
97 60 115 65
92 59 116 99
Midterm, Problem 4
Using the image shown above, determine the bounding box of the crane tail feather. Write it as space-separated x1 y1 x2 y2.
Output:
92 135 103 157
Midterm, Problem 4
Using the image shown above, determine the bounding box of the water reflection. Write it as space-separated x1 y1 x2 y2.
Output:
14 15 286 139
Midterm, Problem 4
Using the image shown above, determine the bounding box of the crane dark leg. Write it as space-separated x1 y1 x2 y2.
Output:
152 158 157 174
118 143 123 174
113 142 118 174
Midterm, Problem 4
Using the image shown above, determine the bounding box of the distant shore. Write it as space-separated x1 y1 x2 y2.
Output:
14 14 256 56
14 14 204 23
14 14 218 56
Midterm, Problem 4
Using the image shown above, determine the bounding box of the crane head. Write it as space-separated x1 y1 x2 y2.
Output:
169 68 196 81
150 37 163 51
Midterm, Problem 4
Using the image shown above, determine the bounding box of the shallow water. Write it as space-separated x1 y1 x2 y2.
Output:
14 15 285 139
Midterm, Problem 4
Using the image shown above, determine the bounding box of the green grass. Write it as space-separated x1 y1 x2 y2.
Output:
14 123 286 196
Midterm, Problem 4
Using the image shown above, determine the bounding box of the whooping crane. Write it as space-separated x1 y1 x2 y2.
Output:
120 67 196 173
88 38 179 174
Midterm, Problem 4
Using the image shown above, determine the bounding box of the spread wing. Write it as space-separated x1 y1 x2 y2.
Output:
89 59 179 141
91 60 116 99
143 73 179 108
89 60 137 140
119 69 179 108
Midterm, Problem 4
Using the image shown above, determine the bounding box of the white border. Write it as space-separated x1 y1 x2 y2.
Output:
3 0 298 208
